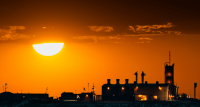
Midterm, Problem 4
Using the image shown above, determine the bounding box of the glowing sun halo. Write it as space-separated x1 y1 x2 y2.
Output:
33 43 64 56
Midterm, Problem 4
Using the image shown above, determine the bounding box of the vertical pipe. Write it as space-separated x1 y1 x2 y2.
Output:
141 71 145 84
194 83 197 99
134 72 138 83
136 74 137 83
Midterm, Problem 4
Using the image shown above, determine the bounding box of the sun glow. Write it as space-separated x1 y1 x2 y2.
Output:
33 43 64 56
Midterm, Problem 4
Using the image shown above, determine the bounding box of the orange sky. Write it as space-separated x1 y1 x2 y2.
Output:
0 0 200 99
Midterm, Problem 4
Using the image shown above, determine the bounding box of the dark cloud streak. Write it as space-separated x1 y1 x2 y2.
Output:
0 0 199 44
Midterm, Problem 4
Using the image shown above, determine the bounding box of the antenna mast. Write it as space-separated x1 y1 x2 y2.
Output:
92 83 95 93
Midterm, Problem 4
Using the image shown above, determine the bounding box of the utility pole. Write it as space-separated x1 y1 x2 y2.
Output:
5 83 8 92
45 87 48 94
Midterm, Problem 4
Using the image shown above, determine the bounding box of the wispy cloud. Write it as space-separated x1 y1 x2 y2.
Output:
151 31 164 34
127 22 182 37
123 33 163 36
165 31 182 35
88 26 114 32
0 26 31 41
73 35 122 43
128 26 135 32
113 41 123 44
138 37 153 40
136 41 152 44
128 22 180 35
136 37 153 44
136 41 145 44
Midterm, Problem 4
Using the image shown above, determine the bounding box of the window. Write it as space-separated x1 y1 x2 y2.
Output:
107 87 110 90
167 72 171 76
77 95 80 99
138 95 147 101
134 86 138 90
86 94 88 97
122 87 124 90
158 86 162 90
153 96 157 99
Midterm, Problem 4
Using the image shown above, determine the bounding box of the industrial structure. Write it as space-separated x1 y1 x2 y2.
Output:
0 51 197 102
102 51 179 101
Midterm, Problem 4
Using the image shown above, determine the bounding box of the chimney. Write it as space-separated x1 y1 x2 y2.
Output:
156 81 159 84
107 79 110 84
145 81 148 84
125 79 129 84
134 72 138 83
116 79 120 84
141 71 146 84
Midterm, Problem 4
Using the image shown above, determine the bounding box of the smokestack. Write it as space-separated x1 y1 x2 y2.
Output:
107 79 110 84
134 81 137 84
141 71 146 84
134 72 138 83
125 79 129 84
156 81 159 84
116 79 120 84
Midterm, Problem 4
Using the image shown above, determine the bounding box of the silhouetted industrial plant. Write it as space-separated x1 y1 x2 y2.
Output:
0 52 198 102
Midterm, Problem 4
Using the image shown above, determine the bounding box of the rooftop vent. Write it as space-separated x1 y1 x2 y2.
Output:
125 79 129 84
116 79 120 84
156 81 159 84
107 79 110 84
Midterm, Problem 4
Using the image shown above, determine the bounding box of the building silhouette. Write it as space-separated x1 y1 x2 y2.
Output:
59 92 94 102
102 53 179 101
0 92 48 101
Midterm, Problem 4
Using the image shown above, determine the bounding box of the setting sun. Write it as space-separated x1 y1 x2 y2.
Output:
33 43 64 56
0 0 200 102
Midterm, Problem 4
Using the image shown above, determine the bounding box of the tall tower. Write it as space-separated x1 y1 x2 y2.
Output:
165 64 174 84
165 51 174 85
